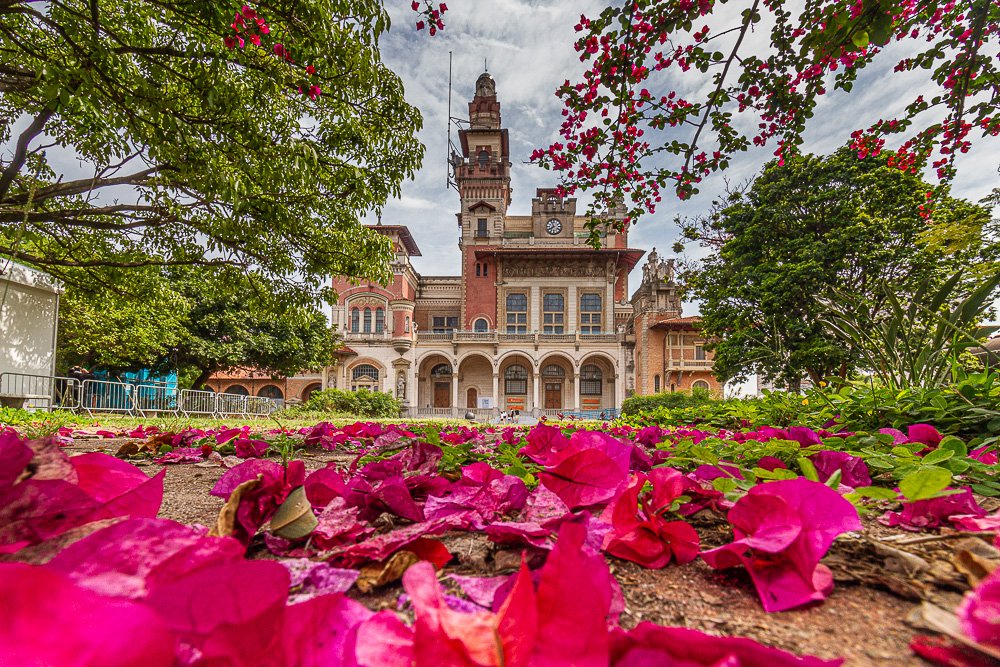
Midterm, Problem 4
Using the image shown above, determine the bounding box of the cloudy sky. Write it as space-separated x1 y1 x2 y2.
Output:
371 0 1000 295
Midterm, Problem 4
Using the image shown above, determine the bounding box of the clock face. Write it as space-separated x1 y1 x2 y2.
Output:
546 218 562 235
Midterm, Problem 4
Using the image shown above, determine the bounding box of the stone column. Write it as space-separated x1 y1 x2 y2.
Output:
451 374 459 418
492 373 499 410
532 369 540 415
574 371 581 411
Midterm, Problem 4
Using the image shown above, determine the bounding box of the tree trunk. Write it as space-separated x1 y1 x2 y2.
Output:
190 367 216 391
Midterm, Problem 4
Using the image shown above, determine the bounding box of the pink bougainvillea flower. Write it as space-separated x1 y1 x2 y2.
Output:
519 423 571 465
424 462 528 528
809 450 872 488
952 511 1000 532
233 437 269 459
154 446 209 464
281 593 377 667
280 558 360 603
210 459 305 544
786 426 823 447
71 452 165 519
402 519 613 667
908 423 943 448
600 469 700 569
970 445 999 465
0 478 103 553
634 425 669 447
47 518 245 599
538 429 632 509
701 477 861 612
145 559 289 666
307 497 375 550
878 427 908 444
325 515 467 567
958 567 1000 647
880 487 986 531
0 429 32 490
0 562 176 667
609 623 842 666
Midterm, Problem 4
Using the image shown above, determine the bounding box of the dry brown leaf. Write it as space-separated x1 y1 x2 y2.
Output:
953 547 1000 587
356 550 420 593
208 475 262 538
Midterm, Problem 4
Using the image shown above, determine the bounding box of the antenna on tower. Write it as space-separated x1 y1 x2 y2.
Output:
446 51 467 193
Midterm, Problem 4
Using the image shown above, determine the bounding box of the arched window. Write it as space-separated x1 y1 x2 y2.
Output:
258 385 284 400
476 263 481 277
405 316 411 333
692 380 711 391
506 293 527 333
580 293 602 334
541 364 565 378
483 263 488 277
654 374 661 393
504 364 527 395
375 308 385 333
363 308 372 333
473 318 488 333
223 385 249 396
478 149 489 168
351 364 380 391
581 364 603 395
350 308 360 333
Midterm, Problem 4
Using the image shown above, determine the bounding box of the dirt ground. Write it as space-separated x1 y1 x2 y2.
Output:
63 436 991 666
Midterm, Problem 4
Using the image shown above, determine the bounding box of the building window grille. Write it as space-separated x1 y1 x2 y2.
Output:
695 345 706 360
404 316 410 333
375 308 384 333
363 308 372 333
478 149 489 168
506 293 527 333
431 364 453 377
543 293 564 334
654 374 661 393
476 218 488 237
581 364 603 395
580 293 602 334
351 364 380 391
692 380 710 390
541 364 565 378
504 364 527 395
350 308 360 333
476 263 481 277
474 318 489 332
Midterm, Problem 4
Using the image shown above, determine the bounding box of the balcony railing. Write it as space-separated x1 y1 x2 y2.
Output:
665 359 713 369
343 330 391 341
404 331 624 345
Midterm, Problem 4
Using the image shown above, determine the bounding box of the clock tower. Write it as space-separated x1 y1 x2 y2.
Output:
455 72 510 329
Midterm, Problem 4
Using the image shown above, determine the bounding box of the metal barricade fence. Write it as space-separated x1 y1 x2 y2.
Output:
80 379 136 416
216 392 249 418
134 383 179 417
179 389 218 417
246 396 278 417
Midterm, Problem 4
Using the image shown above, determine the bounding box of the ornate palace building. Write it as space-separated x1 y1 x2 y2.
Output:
207 73 720 415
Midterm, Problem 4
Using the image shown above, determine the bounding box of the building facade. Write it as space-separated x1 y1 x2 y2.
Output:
208 73 721 414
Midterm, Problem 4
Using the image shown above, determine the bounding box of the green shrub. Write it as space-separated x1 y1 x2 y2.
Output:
620 387 715 416
618 371 1000 440
283 388 401 419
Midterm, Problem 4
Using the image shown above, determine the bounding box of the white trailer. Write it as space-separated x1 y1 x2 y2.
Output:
0 261 62 408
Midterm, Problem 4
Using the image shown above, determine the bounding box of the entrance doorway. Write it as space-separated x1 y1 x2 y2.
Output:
433 382 450 408
467 387 478 409
544 382 562 409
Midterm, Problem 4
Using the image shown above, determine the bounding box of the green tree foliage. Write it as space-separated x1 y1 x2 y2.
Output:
59 268 336 388
284 388 400 418
0 0 422 300
682 147 989 390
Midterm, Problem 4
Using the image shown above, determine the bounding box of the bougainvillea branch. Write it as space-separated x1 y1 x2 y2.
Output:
533 0 1000 237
